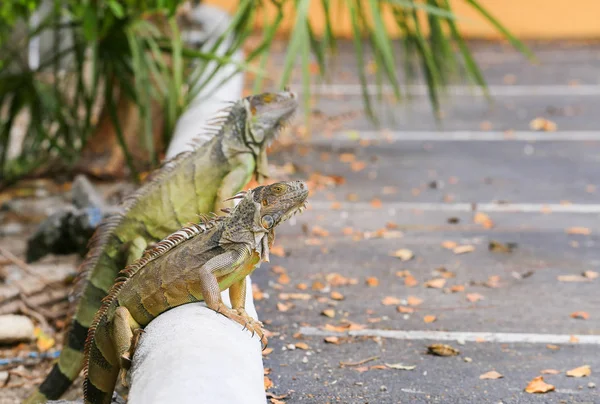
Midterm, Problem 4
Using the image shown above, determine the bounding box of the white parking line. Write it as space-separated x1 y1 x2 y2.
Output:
322 130 600 142
308 201 600 214
306 84 600 97
299 327 600 345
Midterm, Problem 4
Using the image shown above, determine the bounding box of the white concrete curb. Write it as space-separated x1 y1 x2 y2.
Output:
128 5 265 404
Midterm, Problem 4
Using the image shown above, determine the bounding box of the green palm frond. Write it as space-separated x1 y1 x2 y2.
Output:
0 0 532 187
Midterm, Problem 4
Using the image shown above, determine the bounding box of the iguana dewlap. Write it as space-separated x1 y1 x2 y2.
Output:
82 181 308 404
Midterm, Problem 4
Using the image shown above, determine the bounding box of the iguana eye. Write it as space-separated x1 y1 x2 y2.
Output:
261 215 274 229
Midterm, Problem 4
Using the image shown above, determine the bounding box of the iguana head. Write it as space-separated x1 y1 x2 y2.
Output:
223 181 308 257
244 90 298 146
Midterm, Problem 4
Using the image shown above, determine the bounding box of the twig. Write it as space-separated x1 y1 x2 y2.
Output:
339 356 379 367
17 300 50 332
0 246 53 287
0 288 68 316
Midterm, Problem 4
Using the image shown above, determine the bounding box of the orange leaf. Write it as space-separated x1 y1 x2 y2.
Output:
366 277 379 287
351 161 367 172
324 336 340 344
406 296 423 306
566 227 591 235
262 347 274 356
264 376 274 390
441 240 458 249
570 335 580 343
370 198 382 209
339 153 356 163
296 283 308 290
331 202 342 210
423 315 437 323
404 275 419 287
312 281 326 291
312 225 330 237
424 278 446 289
252 284 265 301
466 293 484 303
382 296 401 306
474 212 494 229
331 291 345 301
479 371 503 380
295 342 310 350
277 302 293 312
278 273 290 285
566 365 591 377
390 248 414 261
397 306 414 314
450 285 465 293
525 376 555 394
322 309 335 318
570 311 589 320
270 245 285 257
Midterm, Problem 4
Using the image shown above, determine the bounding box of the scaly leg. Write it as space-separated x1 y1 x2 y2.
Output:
111 307 142 387
229 277 267 348
215 158 253 212
197 249 260 338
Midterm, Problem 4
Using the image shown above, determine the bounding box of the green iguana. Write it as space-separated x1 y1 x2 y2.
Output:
83 180 308 404
24 91 298 404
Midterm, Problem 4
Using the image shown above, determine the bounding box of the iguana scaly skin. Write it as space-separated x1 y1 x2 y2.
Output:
82 181 308 404
24 91 298 404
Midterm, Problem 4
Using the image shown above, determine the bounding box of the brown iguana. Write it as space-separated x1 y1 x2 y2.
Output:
82 180 308 404
24 91 298 404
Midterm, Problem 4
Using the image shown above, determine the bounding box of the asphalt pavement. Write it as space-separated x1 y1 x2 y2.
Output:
253 41 600 404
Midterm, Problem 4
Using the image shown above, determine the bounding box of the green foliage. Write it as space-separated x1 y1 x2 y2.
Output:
0 0 531 187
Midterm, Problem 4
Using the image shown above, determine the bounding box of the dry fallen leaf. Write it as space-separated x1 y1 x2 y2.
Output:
331 291 345 301
295 342 310 350
264 376 274 390
252 284 265 300
34 328 55 352
450 285 465 293
270 245 286 257
322 309 335 318
351 161 367 172
366 277 379 287
427 344 459 357
558 274 589 282
326 273 359 286
570 335 580 343
566 227 591 235
370 198 383 209
453 245 475 254
583 270 599 279
276 302 293 312
441 240 458 249
407 296 423 306
525 376 555 394
324 336 340 344
424 278 446 289
566 365 591 377
540 369 561 375
385 363 416 370
312 225 330 237
262 348 274 356
277 273 290 285
390 248 414 261
466 293 484 303
474 212 494 229
479 370 503 380
382 296 401 306
529 117 557 132
279 293 311 300
397 306 415 314
339 153 356 163
423 315 437 323
312 281 326 291
570 311 590 320
546 344 560 351
404 275 419 287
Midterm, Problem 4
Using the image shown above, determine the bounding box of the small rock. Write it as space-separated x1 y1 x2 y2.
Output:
0 315 35 343
589 382 596 389
0 370 8 384
0 222 24 236
464 357 473 363
380 385 388 392
302 356 308 363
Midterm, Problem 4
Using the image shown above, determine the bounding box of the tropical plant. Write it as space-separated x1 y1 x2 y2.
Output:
0 0 531 188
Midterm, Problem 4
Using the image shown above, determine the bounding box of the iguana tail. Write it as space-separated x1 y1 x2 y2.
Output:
82 315 120 404
23 217 125 404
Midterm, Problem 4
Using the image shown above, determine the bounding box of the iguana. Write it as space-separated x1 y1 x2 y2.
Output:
83 180 308 404
24 91 298 404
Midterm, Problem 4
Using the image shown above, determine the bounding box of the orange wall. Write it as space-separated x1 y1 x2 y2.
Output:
204 0 600 39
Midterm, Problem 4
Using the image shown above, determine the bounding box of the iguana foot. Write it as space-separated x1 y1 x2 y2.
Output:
215 305 267 347
235 308 268 349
